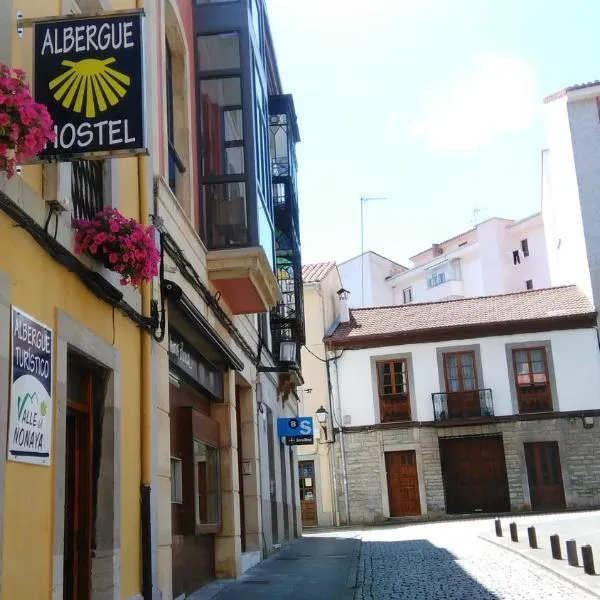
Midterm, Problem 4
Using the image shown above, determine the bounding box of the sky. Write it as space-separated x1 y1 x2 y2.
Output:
266 0 600 267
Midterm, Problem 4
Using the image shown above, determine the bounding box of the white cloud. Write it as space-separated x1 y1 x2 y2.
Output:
411 54 538 152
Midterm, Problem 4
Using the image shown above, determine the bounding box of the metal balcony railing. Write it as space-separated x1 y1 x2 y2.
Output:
71 160 104 220
432 388 494 421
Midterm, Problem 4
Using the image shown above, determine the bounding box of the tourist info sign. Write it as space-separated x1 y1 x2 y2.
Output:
277 417 314 445
7 307 53 466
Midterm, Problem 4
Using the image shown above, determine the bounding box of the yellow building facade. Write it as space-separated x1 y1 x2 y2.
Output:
298 263 343 528
0 1 158 598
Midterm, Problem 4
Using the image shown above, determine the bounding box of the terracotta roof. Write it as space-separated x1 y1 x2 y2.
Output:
544 80 600 104
302 261 336 283
326 286 595 347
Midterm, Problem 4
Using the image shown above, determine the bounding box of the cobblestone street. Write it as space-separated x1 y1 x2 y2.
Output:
355 520 597 600
194 517 599 600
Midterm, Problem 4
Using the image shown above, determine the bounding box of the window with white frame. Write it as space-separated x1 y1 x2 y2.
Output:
402 287 413 304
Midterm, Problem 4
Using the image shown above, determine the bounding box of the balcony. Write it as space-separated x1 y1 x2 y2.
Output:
269 94 305 370
206 247 281 315
432 389 494 421
380 394 411 423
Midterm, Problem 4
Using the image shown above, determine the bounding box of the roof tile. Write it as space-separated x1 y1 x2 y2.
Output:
326 285 595 344
302 261 336 283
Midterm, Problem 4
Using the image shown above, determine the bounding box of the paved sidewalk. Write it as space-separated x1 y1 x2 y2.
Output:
480 511 600 598
188 533 361 600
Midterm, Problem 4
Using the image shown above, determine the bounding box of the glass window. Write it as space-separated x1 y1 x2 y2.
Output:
171 458 183 504
250 0 261 42
402 287 413 304
200 78 243 176
377 360 408 396
193 440 220 525
197 33 240 72
195 0 239 6
258 198 274 268
512 347 552 413
204 181 248 248
443 351 477 393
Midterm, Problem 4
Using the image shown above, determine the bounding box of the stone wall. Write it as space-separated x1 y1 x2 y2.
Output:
333 416 600 525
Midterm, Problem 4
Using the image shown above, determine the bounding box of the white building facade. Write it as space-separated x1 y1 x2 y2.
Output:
338 251 407 308
542 81 600 310
339 215 550 308
387 214 551 306
325 286 600 524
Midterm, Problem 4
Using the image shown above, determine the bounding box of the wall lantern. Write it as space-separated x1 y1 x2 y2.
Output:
279 340 297 364
315 405 328 424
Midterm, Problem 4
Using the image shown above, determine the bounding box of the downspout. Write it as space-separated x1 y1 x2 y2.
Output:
316 282 339 527
329 353 350 525
138 0 153 598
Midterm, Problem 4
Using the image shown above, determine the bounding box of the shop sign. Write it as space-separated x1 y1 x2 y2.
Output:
277 417 314 446
7 307 53 466
33 10 146 159
168 328 223 400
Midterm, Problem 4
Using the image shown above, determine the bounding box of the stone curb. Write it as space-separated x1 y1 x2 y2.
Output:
346 534 363 589
480 534 600 599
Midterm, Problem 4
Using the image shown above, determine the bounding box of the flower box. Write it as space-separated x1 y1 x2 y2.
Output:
72 207 160 288
0 63 55 177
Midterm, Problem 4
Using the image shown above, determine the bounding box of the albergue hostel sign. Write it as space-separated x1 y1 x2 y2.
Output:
7 307 53 466
33 11 145 158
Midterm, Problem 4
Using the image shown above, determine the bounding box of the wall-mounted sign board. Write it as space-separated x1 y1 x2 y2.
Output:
277 417 314 446
32 9 146 160
7 307 53 466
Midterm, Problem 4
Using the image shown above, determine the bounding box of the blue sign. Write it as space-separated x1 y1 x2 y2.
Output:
277 417 314 445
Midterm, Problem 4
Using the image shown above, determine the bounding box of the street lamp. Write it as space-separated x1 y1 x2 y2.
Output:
315 405 328 425
315 405 334 443
360 196 388 306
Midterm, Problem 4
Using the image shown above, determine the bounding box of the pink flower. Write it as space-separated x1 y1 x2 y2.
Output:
108 253 118 264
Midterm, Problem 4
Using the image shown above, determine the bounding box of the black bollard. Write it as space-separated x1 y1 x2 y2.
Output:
495 519 503 537
527 526 538 549
582 545 596 575
509 522 518 542
550 534 562 560
566 539 578 567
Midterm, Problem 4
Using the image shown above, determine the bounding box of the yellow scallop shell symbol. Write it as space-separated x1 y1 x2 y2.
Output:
48 57 131 118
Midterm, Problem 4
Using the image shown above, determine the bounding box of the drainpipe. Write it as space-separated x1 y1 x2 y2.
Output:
137 1 153 598
328 355 350 525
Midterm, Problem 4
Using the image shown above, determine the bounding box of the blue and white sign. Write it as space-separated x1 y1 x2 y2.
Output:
277 417 314 445
7 307 53 466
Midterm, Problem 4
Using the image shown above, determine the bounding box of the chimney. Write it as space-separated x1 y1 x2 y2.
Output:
432 243 443 257
337 288 351 323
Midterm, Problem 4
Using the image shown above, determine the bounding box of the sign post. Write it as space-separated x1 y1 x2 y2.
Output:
7 307 53 466
277 417 314 446
32 10 146 159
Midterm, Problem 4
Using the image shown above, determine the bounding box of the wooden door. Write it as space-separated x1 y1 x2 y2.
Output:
64 370 93 600
440 436 510 514
525 442 566 510
443 352 480 417
298 461 317 527
385 451 421 517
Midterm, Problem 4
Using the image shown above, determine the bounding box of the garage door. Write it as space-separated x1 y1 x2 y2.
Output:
439 435 510 514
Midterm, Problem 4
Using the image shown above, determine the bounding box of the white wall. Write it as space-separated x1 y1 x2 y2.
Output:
568 96 600 308
503 215 551 292
542 96 593 301
333 328 600 427
338 255 372 308
339 253 404 308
